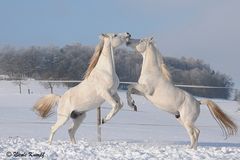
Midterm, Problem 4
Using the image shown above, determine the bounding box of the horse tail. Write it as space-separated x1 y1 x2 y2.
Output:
33 94 61 118
200 99 238 138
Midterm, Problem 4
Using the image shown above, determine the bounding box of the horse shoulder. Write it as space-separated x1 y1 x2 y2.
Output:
139 73 159 87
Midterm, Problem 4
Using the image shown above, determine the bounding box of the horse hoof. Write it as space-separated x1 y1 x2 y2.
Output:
101 119 105 124
134 105 138 112
188 145 194 149
132 101 137 111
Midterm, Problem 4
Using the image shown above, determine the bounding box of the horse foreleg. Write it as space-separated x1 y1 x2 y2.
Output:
127 84 138 111
112 93 123 115
127 84 154 111
101 91 121 123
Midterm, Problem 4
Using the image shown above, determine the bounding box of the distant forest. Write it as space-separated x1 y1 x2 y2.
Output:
0 43 233 99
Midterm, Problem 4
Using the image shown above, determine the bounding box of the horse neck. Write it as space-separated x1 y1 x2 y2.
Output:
95 39 115 74
141 44 161 75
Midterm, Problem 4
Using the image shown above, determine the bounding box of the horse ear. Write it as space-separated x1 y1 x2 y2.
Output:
148 37 154 44
99 34 105 39
149 37 154 42
102 33 109 37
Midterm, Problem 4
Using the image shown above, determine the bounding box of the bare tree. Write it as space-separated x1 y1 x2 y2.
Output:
40 82 59 94
13 79 26 94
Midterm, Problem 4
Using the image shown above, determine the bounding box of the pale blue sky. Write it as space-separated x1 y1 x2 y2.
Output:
0 0 239 88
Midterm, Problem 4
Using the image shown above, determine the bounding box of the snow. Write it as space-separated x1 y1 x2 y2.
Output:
0 80 240 159
1 137 240 160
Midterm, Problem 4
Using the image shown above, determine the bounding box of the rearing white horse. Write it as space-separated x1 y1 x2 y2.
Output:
33 32 131 144
126 37 238 149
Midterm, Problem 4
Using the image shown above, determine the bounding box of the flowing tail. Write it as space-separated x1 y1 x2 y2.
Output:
33 94 60 118
200 99 238 138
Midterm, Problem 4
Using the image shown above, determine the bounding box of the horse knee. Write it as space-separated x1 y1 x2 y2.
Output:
185 125 194 133
194 128 200 139
195 128 200 134
118 102 123 110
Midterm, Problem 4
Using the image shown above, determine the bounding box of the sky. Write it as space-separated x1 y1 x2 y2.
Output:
0 0 239 88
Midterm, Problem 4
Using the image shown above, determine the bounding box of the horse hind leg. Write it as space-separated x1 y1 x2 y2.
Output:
48 114 69 144
110 93 123 117
193 127 200 149
178 117 198 149
184 123 196 149
178 97 200 149
183 122 201 150
101 92 122 123
68 112 86 144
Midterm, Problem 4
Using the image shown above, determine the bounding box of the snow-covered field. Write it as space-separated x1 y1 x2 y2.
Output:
0 80 240 159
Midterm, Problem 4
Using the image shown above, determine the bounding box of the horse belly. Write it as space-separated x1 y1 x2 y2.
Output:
69 85 105 112
148 83 186 113
74 95 105 112
146 93 179 114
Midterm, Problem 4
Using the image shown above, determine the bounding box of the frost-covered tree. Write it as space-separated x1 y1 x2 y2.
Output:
0 44 234 99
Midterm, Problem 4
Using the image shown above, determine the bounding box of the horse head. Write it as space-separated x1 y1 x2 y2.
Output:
126 37 154 54
99 32 131 48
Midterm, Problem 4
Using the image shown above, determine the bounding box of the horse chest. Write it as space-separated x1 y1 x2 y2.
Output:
138 75 158 87
108 74 119 92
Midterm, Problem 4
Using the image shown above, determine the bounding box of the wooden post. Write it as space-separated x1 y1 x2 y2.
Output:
97 106 102 142
19 81 22 94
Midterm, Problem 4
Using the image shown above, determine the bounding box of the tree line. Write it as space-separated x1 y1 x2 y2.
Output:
0 43 234 99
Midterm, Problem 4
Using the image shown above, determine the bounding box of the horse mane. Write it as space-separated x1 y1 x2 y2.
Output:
151 43 172 81
83 39 104 79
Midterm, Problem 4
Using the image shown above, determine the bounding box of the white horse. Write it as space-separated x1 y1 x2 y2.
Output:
33 32 131 144
126 37 238 149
